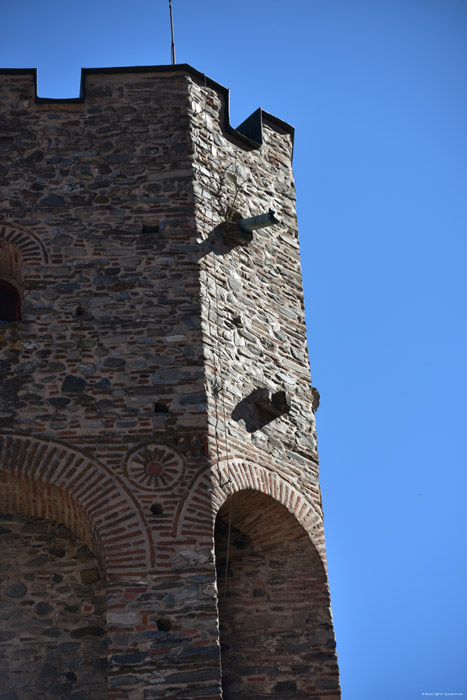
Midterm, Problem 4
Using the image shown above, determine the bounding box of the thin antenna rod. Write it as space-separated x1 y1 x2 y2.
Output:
169 0 176 65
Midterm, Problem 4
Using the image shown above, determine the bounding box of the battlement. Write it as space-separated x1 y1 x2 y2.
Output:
0 64 294 156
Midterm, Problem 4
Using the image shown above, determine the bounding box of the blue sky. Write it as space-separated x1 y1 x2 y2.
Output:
2 1 466 698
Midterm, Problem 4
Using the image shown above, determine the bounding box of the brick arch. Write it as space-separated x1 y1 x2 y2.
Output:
0 239 23 321
0 222 48 266
0 473 105 566
214 488 339 699
0 432 154 577
175 456 327 561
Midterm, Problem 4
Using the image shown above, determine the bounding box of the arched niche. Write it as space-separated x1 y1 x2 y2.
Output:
0 471 104 568
215 490 340 699
0 432 154 576
0 512 108 699
0 239 23 322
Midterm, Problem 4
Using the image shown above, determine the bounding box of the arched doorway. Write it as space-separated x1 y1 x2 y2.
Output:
215 490 339 698
0 513 108 700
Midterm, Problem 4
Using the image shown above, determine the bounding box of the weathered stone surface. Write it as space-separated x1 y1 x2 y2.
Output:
35 601 54 616
70 626 107 638
61 375 87 392
107 612 139 625
41 195 65 207
4 583 27 598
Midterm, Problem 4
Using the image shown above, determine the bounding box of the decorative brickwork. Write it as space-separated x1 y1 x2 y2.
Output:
0 64 340 699
0 432 154 574
177 457 325 554
0 223 49 265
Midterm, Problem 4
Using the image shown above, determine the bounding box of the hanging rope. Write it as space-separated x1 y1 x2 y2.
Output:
223 491 233 595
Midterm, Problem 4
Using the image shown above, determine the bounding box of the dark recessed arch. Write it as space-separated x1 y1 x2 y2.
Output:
215 489 340 699
0 238 23 322
0 280 21 321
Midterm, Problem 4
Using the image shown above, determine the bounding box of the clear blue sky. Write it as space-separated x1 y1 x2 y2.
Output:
2 1 466 698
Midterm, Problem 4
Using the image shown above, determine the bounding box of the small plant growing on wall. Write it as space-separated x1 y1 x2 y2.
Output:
217 162 248 222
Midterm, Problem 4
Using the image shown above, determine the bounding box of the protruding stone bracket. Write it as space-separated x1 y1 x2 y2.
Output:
216 209 281 247
215 221 253 246
237 209 281 233
232 387 291 432
254 388 291 417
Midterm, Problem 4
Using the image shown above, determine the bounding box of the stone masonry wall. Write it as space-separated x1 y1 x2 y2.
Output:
187 77 339 695
189 80 323 511
0 513 108 700
0 66 340 698
0 67 219 699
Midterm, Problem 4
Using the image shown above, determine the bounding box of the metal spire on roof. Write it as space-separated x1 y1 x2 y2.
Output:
169 0 176 65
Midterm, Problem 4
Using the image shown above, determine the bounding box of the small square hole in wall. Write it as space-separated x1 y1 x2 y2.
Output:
142 222 160 234
150 503 164 516
75 304 88 318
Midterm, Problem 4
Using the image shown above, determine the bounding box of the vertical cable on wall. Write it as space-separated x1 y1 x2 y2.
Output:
198 78 234 593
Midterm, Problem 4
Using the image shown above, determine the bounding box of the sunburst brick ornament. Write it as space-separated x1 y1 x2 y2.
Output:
125 444 183 491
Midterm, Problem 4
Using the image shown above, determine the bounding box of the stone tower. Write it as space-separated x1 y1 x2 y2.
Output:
0 65 340 699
